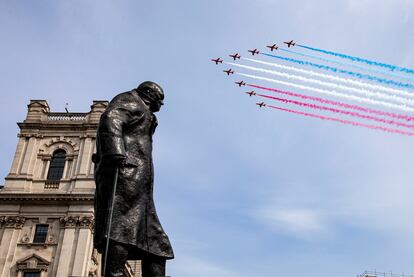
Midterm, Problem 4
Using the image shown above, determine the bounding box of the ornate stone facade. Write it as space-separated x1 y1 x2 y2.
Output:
0 100 141 277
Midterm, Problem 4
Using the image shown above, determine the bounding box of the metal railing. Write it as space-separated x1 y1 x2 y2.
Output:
47 112 87 121
44 180 60 189
358 271 413 277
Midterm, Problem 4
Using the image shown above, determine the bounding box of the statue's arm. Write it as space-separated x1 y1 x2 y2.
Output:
97 106 132 163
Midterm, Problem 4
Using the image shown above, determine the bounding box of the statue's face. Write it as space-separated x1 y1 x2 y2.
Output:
149 94 164 112
139 87 164 112
137 81 165 113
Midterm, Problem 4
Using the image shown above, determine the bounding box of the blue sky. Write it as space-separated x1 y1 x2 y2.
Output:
1 1 414 276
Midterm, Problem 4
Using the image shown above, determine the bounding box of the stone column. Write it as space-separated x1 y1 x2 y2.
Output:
78 137 93 176
20 136 37 175
0 216 25 277
8 137 27 175
42 158 51 179
55 216 78 277
71 216 94 277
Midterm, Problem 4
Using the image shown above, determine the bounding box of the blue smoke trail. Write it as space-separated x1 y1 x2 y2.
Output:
261 53 414 90
298 44 414 75
279 48 414 82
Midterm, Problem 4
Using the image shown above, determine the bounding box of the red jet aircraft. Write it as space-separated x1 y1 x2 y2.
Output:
235 81 246 87
266 44 278 51
211 58 223 64
229 53 241 60
223 69 234 75
245 91 256 96
256 102 266 107
248 49 260 55
284 40 296 48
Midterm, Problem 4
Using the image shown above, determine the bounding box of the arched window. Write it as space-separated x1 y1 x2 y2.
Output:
46 149 66 181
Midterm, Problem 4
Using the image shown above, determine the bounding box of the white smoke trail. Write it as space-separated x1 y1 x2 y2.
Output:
241 58 414 99
227 62 414 107
237 72 414 113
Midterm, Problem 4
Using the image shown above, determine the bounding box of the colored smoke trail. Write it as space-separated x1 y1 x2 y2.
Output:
257 93 414 129
242 58 414 99
266 104 414 137
278 49 414 83
297 44 414 75
237 72 414 112
261 53 414 89
248 84 414 122
228 62 414 105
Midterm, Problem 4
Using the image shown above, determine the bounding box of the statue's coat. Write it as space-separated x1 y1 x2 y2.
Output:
94 89 174 260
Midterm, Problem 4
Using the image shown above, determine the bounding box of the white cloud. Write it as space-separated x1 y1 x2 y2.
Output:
255 207 328 239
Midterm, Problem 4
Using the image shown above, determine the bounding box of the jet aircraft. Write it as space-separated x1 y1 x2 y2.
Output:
284 40 296 48
266 44 278 51
229 53 241 60
211 58 223 64
248 49 260 55
235 81 246 87
256 102 266 108
223 69 234 75
245 91 256 96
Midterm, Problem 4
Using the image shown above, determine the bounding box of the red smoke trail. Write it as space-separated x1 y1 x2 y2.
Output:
266 104 414 137
248 84 414 122
258 94 414 130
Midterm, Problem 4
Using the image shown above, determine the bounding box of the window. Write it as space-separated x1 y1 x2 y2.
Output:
33 224 48 244
23 272 40 277
47 149 66 181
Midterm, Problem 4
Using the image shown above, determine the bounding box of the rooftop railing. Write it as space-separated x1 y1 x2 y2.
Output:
47 113 87 121
358 271 413 277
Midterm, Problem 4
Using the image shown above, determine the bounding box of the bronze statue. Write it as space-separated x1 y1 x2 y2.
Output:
93 81 174 277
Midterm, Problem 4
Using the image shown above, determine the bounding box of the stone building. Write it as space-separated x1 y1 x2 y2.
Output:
0 100 141 277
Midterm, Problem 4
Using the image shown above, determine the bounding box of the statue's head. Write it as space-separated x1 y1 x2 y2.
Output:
136 81 164 112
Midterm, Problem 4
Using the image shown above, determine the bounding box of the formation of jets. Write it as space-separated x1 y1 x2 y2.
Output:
211 40 294 111
248 48 260 55
235 81 246 87
223 69 234 75
211 40 295 65
229 53 241 60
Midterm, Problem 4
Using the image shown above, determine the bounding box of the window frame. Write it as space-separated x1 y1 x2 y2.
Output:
23 272 41 277
46 149 67 181
32 224 49 244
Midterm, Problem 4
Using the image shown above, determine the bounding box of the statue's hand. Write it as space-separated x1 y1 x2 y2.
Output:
102 155 126 167
111 155 126 167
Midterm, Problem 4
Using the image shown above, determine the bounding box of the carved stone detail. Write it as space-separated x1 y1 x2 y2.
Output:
89 248 99 277
16 253 50 272
21 234 31 243
4 216 26 229
47 234 56 244
79 216 94 230
59 215 94 229
59 216 79 228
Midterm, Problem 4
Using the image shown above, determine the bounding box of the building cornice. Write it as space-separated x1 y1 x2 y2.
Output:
17 122 99 133
0 193 94 204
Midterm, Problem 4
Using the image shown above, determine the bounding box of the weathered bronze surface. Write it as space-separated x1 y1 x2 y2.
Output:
93 82 173 276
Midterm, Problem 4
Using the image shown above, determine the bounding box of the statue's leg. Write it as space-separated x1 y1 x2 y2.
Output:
105 240 129 277
141 255 166 277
